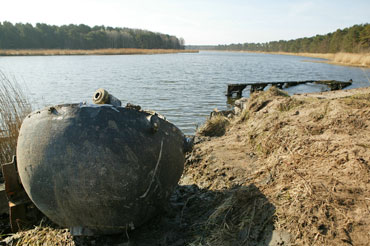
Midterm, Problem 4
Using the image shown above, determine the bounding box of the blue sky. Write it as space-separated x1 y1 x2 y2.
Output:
1 0 369 45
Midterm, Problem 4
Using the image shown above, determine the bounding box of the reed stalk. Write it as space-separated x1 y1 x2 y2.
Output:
272 52 370 67
0 71 31 165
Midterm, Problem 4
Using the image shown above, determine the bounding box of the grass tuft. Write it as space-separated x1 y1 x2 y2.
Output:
238 109 250 122
3 226 74 246
0 71 31 165
277 98 304 112
198 115 230 137
202 186 275 246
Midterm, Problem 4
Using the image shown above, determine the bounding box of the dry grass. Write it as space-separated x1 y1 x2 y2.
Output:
332 52 370 67
238 109 250 122
0 71 31 164
201 186 275 246
197 115 230 137
242 91 370 245
277 97 304 112
272 52 370 68
272 52 335 60
226 50 370 68
246 86 289 114
0 48 198 56
183 88 370 245
3 226 74 246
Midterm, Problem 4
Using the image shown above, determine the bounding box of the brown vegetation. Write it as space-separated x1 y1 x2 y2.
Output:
211 50 370 68
0 48 198 56
0 72 31 165
2 87 370 245
183 87 370 245
272 52 370 68
197 115 230 137
3 226 74 246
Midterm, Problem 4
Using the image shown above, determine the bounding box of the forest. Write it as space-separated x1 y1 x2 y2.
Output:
215 23 370 53
0 21 185 50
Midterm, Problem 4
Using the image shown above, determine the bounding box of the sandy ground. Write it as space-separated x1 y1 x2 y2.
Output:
1 87 370 245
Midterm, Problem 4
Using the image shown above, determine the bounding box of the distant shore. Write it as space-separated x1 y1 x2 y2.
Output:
0 48 199 56
205 50 370 68
268 51 370 68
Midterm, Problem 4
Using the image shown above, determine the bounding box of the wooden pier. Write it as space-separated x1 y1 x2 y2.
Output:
226 80 353 97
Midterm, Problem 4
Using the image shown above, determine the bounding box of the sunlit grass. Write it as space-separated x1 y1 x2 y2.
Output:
0 48 198 56
0 71 31 164
197 115 230 137
273 52 370 67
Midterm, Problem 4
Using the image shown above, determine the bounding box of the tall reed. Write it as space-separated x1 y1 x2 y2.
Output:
0 71 32 165
270 52 370 67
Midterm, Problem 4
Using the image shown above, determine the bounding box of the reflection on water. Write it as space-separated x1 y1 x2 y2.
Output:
0 51 369 134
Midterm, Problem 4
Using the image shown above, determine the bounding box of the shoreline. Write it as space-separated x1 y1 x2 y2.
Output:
183 86 370 245
267 51 370 68
0 48 199 56
202 50 370 68
2 48 369 69
1 86 369 245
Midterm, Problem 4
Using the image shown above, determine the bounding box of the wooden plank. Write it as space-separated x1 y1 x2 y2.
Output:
226 80 353 98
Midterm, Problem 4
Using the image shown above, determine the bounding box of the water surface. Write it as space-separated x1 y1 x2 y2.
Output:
0 51 369 134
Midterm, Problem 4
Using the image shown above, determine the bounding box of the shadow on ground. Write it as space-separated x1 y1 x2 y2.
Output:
72 184 278 246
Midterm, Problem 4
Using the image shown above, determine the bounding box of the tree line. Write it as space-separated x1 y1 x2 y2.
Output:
0 21 185 50
215 23 370 53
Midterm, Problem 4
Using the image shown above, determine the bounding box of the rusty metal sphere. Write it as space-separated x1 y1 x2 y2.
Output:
17 103 186 235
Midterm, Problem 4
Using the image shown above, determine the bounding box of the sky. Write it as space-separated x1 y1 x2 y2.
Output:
0 0 369 45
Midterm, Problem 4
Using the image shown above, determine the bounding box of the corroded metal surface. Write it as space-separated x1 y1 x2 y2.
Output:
16 102 187 234
92 88 122 107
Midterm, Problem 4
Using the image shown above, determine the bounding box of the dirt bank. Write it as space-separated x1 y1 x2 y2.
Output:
2 87 370 245
182 86 370 245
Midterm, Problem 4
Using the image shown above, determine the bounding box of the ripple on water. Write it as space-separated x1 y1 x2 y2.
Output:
0 51 369 134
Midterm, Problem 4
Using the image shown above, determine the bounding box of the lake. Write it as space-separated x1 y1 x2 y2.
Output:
0 51 369 134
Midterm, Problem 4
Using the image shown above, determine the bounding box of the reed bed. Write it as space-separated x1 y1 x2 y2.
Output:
332 52 370 67
0 71 31 165
0 48 198 56
273 52 370 67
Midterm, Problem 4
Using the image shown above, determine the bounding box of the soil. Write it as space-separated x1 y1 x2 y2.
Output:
1 86 370 245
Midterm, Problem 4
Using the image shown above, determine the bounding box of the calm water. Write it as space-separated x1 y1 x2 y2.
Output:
0 51 369 134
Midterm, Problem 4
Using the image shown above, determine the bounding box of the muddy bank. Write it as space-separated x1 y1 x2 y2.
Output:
2 87 370 245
